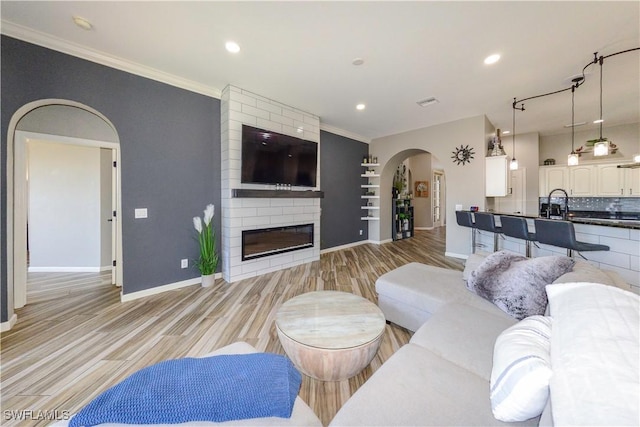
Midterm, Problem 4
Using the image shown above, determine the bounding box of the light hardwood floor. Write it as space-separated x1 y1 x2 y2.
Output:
1 228 463 427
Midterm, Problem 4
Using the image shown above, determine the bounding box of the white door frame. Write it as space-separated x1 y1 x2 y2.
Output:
432 170 445 227
6 100 122 316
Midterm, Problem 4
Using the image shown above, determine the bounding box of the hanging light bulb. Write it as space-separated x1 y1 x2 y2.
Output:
510 99 519 170
568 84 579 166
593 55 610 156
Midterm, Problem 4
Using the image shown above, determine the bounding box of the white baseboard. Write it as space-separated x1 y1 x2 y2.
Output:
120 273 222 302
28 266 102 273
320 240 369 254
100 265 113 272
445 252 469 260
1 314 18 332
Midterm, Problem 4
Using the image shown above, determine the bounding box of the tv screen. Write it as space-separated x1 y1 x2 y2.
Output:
241 125 318 187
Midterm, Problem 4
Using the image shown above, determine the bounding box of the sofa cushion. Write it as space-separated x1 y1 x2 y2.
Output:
410 303 515 381
490 316 553 422
376 263 467 315
467 251 575 320
462 253 489 281
546 282 639 426
553 259 631 291
329 343 538 427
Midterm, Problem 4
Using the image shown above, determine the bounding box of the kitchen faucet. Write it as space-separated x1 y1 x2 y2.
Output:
547 188 570 220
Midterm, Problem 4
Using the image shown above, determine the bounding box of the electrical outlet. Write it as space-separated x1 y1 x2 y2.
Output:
359 229 363 236
181 259 188 269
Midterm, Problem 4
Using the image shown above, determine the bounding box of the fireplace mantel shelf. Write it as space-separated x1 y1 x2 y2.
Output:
232 189 324 198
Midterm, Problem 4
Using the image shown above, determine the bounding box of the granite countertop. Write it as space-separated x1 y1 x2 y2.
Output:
568 217 640 230
477 211 640 230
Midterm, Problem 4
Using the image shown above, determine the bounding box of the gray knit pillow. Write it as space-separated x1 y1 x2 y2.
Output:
467 251 575 320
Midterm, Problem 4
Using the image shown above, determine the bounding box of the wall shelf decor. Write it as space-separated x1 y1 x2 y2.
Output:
361 159 380 221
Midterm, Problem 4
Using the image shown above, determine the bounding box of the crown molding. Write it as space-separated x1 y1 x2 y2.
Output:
1 20 222 99
320 123 371 144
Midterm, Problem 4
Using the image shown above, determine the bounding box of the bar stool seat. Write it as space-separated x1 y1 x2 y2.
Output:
455 210 477 253
499 216 536 257
533 218 609 258
473 212 502 252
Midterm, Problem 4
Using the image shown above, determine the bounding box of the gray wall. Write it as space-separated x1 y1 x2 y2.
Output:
1 36 373 323
1 36 221 321
320 130 369 249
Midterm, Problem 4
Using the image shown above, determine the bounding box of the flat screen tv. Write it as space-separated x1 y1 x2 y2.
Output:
241 125 318 187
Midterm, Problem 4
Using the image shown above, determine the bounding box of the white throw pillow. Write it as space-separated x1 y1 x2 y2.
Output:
490 315 552 422
546 282 640 426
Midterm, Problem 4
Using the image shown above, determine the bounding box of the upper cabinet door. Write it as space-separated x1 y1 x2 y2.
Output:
569 165 595 196
486 156 509 197
625 167 640 197
596 164 625 196
543 166 569 196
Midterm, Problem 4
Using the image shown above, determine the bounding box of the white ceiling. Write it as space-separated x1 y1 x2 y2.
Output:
1 1 638 142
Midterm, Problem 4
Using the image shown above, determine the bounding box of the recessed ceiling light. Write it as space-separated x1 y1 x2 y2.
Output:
225 41 240 53
72 16 93 31
593 119 604 124
417 97 439 107
502 130 511 135
484 54 501 65
352 58 364 66
356 104 366 110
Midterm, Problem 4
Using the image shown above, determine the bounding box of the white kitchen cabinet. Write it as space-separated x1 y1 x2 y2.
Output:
595 164 640 197
624 167 640 197
486 156 509 197
542 163 639 198
596 164 625 196
540 166 568 197
569 165 595 196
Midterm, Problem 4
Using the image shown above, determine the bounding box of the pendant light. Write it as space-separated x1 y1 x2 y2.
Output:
510 98 518 170
567 84 580 166
593 55 609 156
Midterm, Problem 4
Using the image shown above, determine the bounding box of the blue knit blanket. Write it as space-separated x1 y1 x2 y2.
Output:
68 353 301 427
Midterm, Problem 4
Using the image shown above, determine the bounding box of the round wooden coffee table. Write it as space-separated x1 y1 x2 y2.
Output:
275 290 386 381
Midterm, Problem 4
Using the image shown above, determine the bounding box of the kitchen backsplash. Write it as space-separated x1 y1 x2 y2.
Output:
541 197 640 213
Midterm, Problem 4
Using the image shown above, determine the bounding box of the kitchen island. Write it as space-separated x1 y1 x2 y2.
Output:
472 211 639 292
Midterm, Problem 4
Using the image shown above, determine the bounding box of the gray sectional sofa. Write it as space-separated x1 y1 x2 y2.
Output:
330 253 637 426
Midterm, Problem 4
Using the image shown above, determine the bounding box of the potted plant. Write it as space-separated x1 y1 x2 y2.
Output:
398 212 410 231
193 204 219 287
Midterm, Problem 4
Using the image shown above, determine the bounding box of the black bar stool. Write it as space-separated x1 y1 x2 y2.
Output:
474 212 502 252
455 211 476 253
499 216 537 257
533 218 610 258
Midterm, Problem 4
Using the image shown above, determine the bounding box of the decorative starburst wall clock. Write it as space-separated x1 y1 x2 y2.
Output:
451 145 475 165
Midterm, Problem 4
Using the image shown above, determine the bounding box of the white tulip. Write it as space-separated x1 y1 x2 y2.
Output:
204 204 215 226
193 216 203 233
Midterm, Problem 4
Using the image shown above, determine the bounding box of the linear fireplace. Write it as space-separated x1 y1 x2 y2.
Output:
242 224 314 261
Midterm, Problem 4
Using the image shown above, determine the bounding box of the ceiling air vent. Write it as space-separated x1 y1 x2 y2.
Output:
417 97 439 107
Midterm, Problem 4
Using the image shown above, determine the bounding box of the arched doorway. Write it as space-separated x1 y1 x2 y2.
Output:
380 149 446 240
6 100 122 324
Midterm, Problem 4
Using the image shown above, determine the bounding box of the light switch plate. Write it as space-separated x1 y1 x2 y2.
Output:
135 208 148 219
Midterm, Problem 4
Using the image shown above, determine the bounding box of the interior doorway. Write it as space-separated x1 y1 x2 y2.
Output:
24 138 116 302
433 170 445 227
494 168 526 215
7 101 122 315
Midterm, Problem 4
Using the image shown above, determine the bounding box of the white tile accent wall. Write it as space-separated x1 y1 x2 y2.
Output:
221 85 321 283
476 220 640 293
